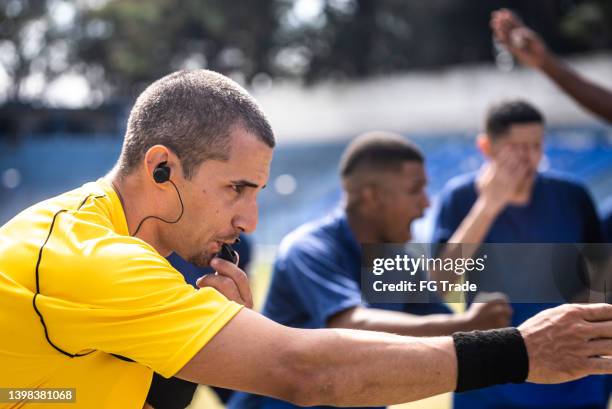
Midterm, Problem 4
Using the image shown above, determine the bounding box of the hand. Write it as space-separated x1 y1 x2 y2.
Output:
476 146 530 213
196 257 254 308
519 304 612 384
490 8 551 69
462 292 512 330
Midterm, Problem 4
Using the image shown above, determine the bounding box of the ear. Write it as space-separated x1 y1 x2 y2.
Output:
143 145 176 183
476 133 493 158
360 184 379 210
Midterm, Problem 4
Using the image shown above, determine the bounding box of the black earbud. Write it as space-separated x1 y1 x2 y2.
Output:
153 162 171 183
133 161 183 236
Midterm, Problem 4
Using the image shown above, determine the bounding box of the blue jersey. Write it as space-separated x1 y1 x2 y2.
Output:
229 208 452 409
602 197 612 242
432 171 606 409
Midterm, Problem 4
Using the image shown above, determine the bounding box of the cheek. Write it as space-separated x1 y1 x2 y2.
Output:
398 196 418 215
187 200 219 230
387 203 409 226
489 145 503 158
198 188 226 216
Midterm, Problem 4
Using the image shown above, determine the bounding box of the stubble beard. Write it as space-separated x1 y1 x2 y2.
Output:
188 250 216 268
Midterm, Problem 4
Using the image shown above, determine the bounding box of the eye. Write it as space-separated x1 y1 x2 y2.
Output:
231 184 245 195
408 183 425 195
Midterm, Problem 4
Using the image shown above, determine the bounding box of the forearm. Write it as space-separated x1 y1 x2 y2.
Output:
432 197 498 288
293 327 457 406
539 54 612 122
329 306 469 337
448 196 498 246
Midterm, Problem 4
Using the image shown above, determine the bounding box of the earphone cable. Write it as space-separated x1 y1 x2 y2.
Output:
132 180 184 236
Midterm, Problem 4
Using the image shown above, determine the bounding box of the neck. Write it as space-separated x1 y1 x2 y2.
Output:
345 203 380 243
105 170 172 256
509 175 536 205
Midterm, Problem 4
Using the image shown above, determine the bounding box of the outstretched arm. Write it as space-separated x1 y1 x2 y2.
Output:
491 8 612 122
177 307 457 406
176 303 612 407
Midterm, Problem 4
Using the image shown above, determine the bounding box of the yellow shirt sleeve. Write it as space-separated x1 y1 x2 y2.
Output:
38 237 242 378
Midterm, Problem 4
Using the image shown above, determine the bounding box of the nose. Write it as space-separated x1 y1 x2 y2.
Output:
234 198 258 234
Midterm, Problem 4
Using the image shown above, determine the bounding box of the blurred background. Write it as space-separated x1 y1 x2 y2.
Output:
1 1 611 408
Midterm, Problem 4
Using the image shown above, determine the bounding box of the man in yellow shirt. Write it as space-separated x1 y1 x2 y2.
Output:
2 69 612 409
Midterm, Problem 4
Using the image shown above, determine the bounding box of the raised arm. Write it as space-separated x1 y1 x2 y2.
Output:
432 147 528 289
176 303 612 407
491 8 612 122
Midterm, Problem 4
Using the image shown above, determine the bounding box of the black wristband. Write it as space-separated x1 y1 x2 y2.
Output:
452 327 529 392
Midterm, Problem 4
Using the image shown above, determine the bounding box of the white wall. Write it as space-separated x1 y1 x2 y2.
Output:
254 54 612 143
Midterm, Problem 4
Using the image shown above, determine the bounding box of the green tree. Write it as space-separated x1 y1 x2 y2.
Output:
72 0 283 99
2 0 610 103
0 0 73 102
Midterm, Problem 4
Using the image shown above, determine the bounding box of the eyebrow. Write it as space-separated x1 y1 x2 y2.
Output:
231 179 266 189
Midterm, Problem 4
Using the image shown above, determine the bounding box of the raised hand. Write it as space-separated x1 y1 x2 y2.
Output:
490 8 551 69
476 145 531 213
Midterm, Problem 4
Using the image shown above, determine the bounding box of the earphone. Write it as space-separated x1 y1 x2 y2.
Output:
152 161 171 183
132 161 184 236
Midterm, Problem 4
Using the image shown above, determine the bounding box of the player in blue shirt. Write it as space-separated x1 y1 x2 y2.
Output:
432 100 606 409
229 131 513 409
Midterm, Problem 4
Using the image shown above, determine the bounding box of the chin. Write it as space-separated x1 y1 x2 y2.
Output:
385 233 410 244
515 180 535 202
188 252 215 268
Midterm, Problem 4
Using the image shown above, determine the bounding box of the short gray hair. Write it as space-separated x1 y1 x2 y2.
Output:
118 70 275 179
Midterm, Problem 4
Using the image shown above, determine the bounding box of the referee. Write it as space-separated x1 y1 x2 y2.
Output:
2 69 612 408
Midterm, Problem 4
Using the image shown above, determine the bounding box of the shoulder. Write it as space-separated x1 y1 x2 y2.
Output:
50 187 187 303
0 182 119 272
436 172 477 211
440 172 477 198
278 213 344 262
72 236 190 306
1 181 192 307
538 171 591 198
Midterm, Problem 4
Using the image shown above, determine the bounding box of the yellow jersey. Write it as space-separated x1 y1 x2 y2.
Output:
0 179 242 408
